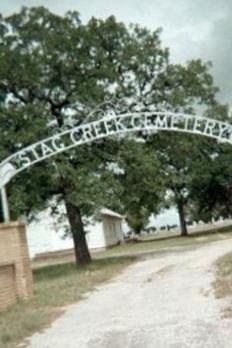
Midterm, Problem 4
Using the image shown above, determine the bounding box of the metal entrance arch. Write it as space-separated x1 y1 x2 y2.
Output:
0 110 232 221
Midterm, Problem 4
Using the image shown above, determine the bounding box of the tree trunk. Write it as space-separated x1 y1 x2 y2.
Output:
177 199 188 236
64 199 91 266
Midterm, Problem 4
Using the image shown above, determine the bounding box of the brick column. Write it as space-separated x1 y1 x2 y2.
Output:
0 221 33 310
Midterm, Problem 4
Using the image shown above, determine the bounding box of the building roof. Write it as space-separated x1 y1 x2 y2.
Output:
100 208 122 219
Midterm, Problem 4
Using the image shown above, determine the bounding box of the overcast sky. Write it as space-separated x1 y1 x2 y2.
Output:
1 0 232 105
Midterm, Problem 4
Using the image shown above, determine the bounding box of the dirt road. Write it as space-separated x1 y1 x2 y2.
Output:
25 239 232 348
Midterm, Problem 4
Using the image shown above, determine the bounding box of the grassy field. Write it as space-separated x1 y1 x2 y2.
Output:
0 257 135 348
33 225 232 268
213 251 232 317
97 226 232 259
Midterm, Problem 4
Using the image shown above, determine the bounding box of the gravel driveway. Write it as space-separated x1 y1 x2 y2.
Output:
25 239 232 348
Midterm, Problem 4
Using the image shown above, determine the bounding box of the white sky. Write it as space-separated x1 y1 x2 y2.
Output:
1 0 232 104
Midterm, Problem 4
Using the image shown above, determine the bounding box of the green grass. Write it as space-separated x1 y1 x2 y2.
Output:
0 257 135 348
213 251 232 317
94 225 232 259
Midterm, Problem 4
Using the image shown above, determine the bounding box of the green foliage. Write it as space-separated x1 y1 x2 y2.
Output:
0 5 230 238
189 144 232 221
0 6 169 222
113 139 164 233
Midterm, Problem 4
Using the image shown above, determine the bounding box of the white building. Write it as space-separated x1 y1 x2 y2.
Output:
86 209 124 251
26 206 124 258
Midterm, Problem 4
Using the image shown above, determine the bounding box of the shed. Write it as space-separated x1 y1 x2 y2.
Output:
86 209 124 250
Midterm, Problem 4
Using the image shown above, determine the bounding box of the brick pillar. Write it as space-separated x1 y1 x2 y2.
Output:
0 221 33 310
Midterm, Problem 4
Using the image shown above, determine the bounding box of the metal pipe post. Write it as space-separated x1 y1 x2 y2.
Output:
1 186 9 222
